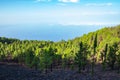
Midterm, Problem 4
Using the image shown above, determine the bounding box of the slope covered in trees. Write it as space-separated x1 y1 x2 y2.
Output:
0 25 120 75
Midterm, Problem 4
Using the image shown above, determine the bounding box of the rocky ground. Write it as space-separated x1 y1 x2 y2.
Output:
0 62 120 80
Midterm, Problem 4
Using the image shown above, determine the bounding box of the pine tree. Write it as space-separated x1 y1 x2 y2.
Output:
25 48 35 68
102 43 108 71
91 34 97 75
107 43 118 70
48 47 56 72
75 42 87 73
116 50 120 73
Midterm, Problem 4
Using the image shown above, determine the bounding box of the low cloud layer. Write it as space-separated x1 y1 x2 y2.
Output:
85 3 113 6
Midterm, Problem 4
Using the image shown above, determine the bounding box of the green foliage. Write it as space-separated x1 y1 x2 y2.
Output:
93 34 97 51
25 48 35 67
0 25 120 74
101 43 108 71
91 34 97 75
116 50 120 73
107 43 118 70
75 42 88 73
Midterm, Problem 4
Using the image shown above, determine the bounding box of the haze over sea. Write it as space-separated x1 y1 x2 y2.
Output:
0 24 111 41
0 0 120 41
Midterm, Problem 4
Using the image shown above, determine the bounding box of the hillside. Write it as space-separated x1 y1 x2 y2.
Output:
74 25 120 46
72 25 120 59
0 25 120 80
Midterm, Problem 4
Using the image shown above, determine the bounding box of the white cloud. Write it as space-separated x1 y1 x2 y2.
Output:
81 11 119 16
57 3 67 6
85 3 113 6
35 0 51 2
58 0 79 3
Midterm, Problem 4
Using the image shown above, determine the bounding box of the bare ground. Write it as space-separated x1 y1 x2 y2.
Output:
0 61 120 80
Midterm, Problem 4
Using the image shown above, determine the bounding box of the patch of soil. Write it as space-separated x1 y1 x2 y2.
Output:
0 62 120 80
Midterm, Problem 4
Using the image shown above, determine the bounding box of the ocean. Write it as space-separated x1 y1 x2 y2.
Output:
0 24 105 41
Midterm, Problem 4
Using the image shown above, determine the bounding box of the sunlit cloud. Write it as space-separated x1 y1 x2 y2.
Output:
81 11 119 16
58 0 79 3
35 0 51 2
85 3 113 6
57 3 67 6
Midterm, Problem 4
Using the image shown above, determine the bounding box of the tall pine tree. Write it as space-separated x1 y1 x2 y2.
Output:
102 43 108 71
91 34 97 75
75 42 87 73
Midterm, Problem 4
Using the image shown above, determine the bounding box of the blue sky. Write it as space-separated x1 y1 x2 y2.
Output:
0 0 120 26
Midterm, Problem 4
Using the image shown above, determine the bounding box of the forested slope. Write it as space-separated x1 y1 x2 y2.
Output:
0 25 120 73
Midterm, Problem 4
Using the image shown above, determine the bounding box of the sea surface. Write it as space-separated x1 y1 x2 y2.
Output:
0 24 106 41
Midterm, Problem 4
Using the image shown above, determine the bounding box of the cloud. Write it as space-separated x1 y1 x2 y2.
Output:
81 11 119 16
35 0 51 2
58 0 79 3
57 3 67 6
85 3 113 6
58 22 115 26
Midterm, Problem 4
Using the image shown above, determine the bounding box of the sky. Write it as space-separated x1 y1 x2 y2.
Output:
0 0 120 26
